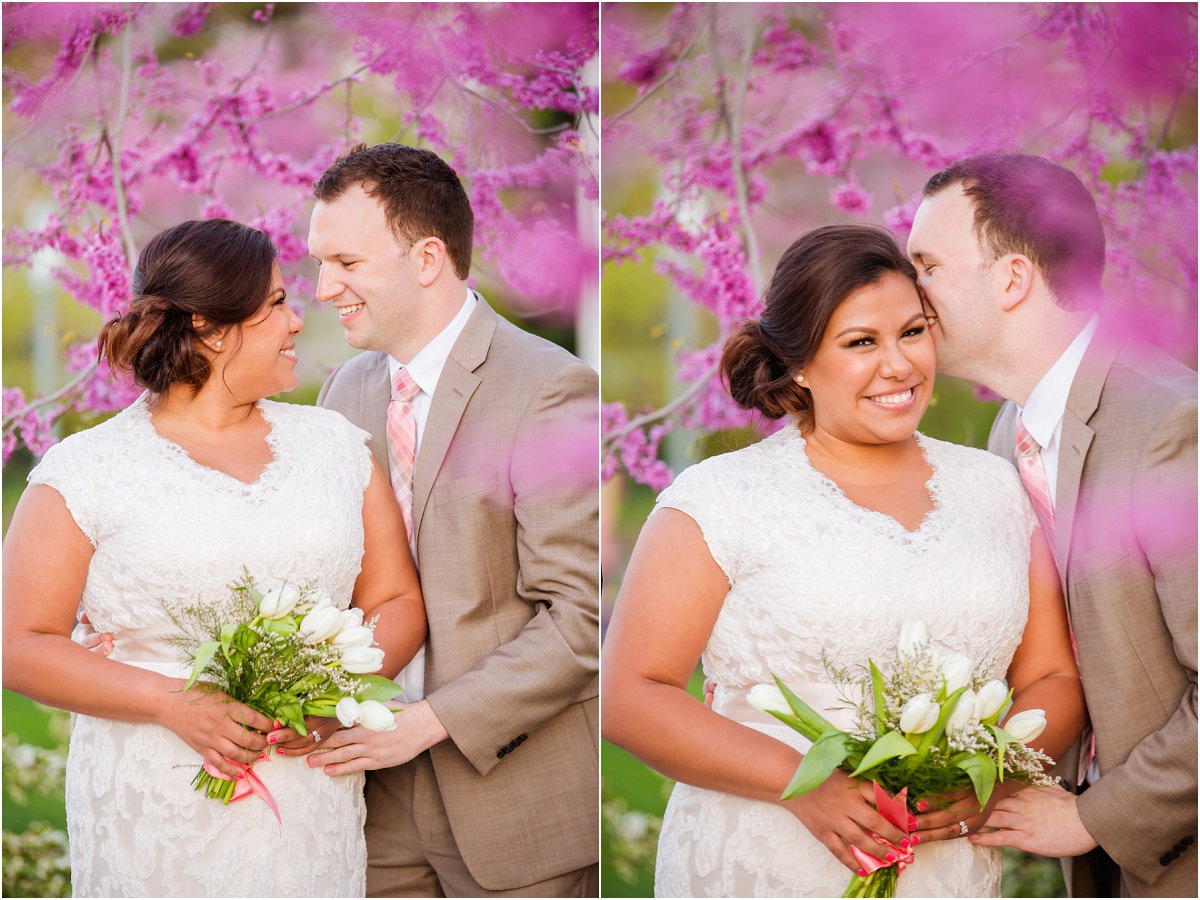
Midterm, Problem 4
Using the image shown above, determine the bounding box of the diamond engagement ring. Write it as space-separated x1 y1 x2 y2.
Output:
313 731 322 744
958 820 969 836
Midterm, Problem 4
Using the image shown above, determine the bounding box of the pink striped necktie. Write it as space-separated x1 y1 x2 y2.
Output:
1016 417 1056 556
1016 417 1095 780
387 367 421 544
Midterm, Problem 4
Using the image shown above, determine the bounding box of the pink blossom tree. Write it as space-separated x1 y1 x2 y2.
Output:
601 2 1197 489
3 1 598 463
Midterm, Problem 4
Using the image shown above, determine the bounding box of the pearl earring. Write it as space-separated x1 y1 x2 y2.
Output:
215 340 223 349
795 374 805 384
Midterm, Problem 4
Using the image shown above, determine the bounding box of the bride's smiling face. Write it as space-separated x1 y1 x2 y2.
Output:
799 272 935 445
219 264 304 400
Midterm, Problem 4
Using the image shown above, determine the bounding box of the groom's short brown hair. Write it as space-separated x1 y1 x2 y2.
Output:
924 153 1106 311
314 143 474 280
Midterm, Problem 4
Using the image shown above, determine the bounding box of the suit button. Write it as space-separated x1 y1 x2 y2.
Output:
1160 855 1172 866
1183 836 1195 847
497 747 508 759
517 734 527 744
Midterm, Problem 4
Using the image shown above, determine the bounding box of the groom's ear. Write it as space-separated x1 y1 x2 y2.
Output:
412 236 447 287
995 253 1036 312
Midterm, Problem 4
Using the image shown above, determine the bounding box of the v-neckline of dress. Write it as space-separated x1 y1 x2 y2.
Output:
789 426 943 542
134 393 285 496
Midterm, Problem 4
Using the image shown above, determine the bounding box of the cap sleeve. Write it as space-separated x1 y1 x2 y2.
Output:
27 440 101 547
652 461 738 584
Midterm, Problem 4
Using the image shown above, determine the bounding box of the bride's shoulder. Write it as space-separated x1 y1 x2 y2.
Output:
920 433 1023 493
659 424 801 499
261 399 367 441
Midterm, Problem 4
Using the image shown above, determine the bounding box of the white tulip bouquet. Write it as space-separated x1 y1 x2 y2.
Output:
166 572 402 814
749 620 1056 898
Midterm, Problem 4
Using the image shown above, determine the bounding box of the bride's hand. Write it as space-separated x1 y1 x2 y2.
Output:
911 781 1024 843
268 716 342 756
783 770 914 874
160 683 273 779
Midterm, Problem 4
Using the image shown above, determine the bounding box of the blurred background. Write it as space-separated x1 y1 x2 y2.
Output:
2 3 596 894
599 3 1196 896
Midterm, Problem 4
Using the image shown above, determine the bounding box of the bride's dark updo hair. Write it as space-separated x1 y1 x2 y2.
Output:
98 219 277 395
722 224 918 422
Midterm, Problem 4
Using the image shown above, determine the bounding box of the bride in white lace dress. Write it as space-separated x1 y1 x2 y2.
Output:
2 219 426 897
601 225 1085 897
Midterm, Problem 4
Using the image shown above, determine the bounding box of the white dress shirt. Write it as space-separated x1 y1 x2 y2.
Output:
385 288 476 703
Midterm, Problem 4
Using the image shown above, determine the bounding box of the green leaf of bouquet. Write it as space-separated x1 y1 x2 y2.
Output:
773 675 837 736
264 618 298 635
354 675 405 702
277 700 305 734
781 730 852 800
956 752 997 809
762 709 823 742
303 701 338 717
869 660 887 739
849 729 918 778
987 725 1014 781
185 642 221 689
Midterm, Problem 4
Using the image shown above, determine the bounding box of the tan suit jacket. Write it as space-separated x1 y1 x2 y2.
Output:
989 334 1197 898
318 296 599 890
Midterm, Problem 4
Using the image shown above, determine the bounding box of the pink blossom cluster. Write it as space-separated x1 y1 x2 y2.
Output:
4 3 597 462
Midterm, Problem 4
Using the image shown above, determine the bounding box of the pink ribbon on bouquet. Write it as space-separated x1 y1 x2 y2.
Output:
850 782 915 876
203 757 281 831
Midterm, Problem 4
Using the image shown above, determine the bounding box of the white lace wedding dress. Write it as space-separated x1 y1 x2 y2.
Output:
652 424 1037 898
29 395 373 898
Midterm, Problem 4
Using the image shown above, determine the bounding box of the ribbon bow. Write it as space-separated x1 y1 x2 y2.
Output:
850 783 915 876
203 756 282 832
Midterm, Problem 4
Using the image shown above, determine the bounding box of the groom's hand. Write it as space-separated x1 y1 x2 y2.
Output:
969 785 1099 857
307 699 450 776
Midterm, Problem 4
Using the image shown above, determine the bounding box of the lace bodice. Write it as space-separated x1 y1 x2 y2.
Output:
28 395 375 897
654 425 1036 689
652 425 1038 898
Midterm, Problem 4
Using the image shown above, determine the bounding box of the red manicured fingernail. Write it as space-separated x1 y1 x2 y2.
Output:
273 720 283 729
913 835 921 844
267 734 278 744
258 751 268 761
857 869 867 877
886 853 896 862
236 773 244 779
916 800 929 811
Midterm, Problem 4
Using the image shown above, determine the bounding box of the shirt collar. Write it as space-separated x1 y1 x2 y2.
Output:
1019 315 1099 448
388 288 476 397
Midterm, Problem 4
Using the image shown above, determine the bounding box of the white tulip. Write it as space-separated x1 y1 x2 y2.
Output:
298 602 343 643
940 652 975 694
897 619 929 661
1003 709 1047 744
340 645 386 674
975 680 1009 721
747 684 791 716
899 693 940 734
946 689 979 735
335 696 363 728
358 700 397 732
332 624 375 651
297 592 334 615
259 585 301 620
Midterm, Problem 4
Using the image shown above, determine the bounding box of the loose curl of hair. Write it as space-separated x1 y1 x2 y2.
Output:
98 219 277 396
722 224 918 422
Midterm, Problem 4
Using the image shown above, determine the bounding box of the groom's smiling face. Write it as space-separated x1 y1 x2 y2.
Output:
308 183 421 357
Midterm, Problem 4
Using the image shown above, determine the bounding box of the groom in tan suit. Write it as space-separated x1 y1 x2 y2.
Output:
306 143 599 896
908 153 1196 898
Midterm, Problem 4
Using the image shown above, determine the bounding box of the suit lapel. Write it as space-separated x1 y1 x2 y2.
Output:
411 295 497 539
359 353 392 477
1057 335 1119 597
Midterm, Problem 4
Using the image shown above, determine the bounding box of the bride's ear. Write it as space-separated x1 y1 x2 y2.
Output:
192 315 226 353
